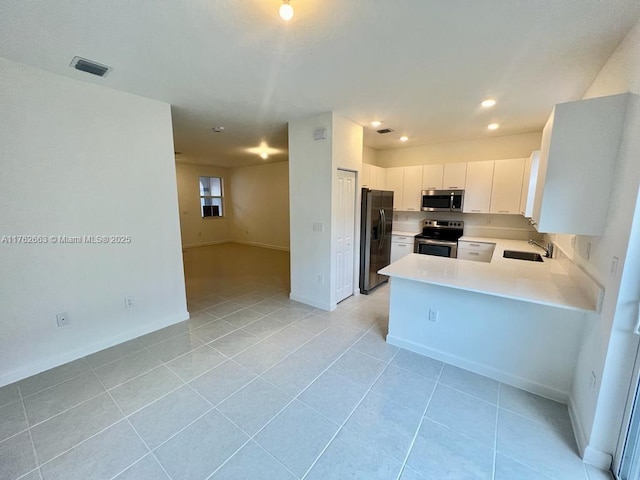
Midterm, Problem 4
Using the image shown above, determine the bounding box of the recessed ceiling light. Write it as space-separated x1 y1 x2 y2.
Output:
371 121 382 128
487 123 499 130
212 126 225 133
260 152 268 159
481 99 497 108
400 136 409 142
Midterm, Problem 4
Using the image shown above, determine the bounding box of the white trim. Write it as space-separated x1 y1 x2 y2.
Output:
289 293 335 311
584 446 614 471
0 311 190 387
386 335 569 403
181 239 231 249
569 395 589 459
232 240 290 252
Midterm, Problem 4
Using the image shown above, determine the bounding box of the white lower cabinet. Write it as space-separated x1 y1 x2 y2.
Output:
391 235 414 263
457 241 495 263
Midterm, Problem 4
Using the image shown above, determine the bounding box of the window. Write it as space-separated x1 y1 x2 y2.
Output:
199 176 224 217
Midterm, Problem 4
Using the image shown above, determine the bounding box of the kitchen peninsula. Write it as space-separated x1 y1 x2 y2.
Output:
379 239 603 401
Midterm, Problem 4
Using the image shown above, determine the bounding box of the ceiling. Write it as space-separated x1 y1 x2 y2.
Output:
1 1 639 168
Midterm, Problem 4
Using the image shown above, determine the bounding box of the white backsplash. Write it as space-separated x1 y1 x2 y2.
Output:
392 211 540 240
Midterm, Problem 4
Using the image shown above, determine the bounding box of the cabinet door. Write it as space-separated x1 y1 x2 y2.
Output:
361 163 371 188
463 161 494 213
443 163 467 189
385 167 404 210
391 242 413 263
403 166 423 211
373 166 387 190
490 158 525 214
421 164 444 190
519 155 532 216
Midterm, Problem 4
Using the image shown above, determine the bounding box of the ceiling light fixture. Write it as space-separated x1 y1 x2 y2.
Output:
487 123 499 130
400 136 409 142
260 152 268 160
371 121 382 128
279 0 294 21
212 126 225 133
481 99 496 108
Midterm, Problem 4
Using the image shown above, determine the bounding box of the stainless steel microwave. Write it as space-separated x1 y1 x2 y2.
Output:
421 190 464 212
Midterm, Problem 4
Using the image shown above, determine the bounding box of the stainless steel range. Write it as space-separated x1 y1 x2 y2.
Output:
414 219 464 258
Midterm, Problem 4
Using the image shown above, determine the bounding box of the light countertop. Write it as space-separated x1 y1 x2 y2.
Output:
379 237 600 312
391 231 419 237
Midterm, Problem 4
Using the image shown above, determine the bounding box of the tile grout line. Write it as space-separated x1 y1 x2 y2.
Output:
492 383 501 480
299 340 403 480
16 383 43 480
205 322 379 480
86 360 176 480
394 361 445 480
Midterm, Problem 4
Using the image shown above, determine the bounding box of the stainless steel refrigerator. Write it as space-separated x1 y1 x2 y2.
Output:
359 188 394 294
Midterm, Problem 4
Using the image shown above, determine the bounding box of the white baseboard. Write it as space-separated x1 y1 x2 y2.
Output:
0 311 190 387
182 239 231 249
568 396 589 459
386 335 569 403
583 446 613 471
232 240 290 252
289 293 334 311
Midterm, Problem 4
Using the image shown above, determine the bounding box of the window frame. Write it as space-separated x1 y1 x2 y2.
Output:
199 176 224 218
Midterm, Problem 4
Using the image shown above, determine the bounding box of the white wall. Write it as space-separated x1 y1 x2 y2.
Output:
289 113 334 309
562 20 640 468
330 114 364 306
229 161 290 251
175 161 232 248
0 58 187 386
376 132 542 167
363 145 379 166
289 113 363 310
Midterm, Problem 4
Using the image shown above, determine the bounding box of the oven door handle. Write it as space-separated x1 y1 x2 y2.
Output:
416 239 458 247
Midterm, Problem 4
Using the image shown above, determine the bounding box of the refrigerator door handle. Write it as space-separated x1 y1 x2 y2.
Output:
378 208 385 250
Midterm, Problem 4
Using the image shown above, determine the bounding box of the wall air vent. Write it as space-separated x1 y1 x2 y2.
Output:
69 56 112 77
377 128 394 134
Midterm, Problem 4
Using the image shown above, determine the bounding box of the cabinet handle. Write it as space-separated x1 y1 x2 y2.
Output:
469 252 479 256
448 186 458 189
471 210 481 212
469 243 480 247
407 208 415 211
498 210 510 213
399 245 407 248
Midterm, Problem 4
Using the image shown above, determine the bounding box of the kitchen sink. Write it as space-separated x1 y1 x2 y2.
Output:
503 250 544 262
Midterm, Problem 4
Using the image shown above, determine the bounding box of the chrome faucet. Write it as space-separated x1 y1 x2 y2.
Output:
529 238 554 258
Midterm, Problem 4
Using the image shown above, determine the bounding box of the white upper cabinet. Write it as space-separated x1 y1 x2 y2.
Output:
532 94 628 235
463 161 494 213
421 164 444 190
520 151 539 217
373 165 386 190
490 158 526 214
443 163 467 189
361 163 371 188
385 167 404 210
403 165 423 211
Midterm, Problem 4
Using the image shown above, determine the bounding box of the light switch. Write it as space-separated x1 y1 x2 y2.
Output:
313 223 324 232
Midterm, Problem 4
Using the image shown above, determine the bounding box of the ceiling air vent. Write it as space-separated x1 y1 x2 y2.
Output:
69 56 112 77
377 128 394 134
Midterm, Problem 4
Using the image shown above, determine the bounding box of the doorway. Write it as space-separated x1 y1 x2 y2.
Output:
335 169 356 304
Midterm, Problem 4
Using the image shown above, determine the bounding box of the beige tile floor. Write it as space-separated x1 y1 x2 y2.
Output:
0 244 612 480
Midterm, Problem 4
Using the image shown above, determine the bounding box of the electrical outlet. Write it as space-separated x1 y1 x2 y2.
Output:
313 223 324 232
586 242 591 260
56 312 70 327
124 296 134 308
428 309 439 322
590 371 597 392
